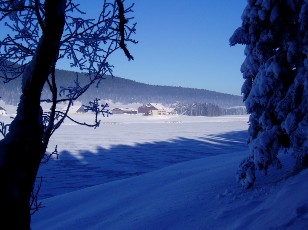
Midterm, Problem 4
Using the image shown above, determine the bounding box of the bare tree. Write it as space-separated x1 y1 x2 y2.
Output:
0 0 136 228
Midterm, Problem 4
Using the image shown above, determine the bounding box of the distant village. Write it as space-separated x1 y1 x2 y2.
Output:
0 103 176 117
58 102 246 117
111 103 176 116
0 101 246 117
62 103 177 116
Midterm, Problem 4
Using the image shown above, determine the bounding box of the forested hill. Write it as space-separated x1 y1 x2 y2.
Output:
0 69 243 108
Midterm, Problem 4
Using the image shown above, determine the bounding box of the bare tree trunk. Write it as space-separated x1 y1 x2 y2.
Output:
0 0 66 229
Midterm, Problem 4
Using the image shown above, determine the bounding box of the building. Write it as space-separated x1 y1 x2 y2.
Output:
137 104 158 116
0 106 7 116
111 108 125 115
76 106 86 114
137 103 171 116
150 103 168 116
61 105 87 114
111 108 137 115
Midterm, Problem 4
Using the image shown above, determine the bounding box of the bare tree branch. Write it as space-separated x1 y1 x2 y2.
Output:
0 1 137 220
35 0 46 33
116 0 134 60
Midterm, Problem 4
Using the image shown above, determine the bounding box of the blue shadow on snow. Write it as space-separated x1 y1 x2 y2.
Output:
37 130 248 199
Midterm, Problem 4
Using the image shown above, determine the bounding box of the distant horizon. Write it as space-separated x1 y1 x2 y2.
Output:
55 67 243 97
56 0 247 96
0 1 247 97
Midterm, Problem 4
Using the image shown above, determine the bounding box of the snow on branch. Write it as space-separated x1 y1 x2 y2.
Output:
0 0 136 148
0 0 137 86
59 0 137 77
0 0 42 83
230 0 307 188
0 121 9 137
30 176 44 215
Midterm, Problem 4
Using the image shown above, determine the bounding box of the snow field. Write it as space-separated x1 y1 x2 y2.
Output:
36 114 249 199
2 110 306 229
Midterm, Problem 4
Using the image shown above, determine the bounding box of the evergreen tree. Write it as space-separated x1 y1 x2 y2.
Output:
230 0 307 188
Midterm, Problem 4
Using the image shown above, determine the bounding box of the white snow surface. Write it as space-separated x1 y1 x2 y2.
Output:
33 155 308 230
3 113 303 229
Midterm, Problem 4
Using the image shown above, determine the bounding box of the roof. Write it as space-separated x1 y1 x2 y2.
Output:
150 103 166 110
61 105 85 114
138 104 157 114
76 106 86 113
0 106 6 111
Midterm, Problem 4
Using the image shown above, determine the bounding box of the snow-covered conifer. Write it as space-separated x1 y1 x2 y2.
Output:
230 0 307 188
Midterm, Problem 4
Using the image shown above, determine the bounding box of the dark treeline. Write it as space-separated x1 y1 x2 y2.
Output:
174 103 246 116
1 69 244 108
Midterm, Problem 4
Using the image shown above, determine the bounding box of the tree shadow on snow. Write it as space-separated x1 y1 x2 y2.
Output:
37 130 248 199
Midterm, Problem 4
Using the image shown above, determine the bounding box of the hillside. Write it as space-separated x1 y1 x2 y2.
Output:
0 69 243 108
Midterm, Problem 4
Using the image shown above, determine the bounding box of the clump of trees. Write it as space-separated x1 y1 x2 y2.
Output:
0 0 136 228
174 102 246 116
0 69 245 108
175 102 222 116
230 0 307 188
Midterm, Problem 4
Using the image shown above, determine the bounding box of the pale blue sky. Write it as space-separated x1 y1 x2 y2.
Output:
106 1 247 95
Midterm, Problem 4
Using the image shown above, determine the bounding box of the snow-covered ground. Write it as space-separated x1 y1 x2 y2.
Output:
32 153 308 230
35 114 250 199
1 108 307 229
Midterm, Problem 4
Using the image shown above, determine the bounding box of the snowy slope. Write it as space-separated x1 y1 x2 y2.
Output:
28 114 308 229
32 152 308 230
